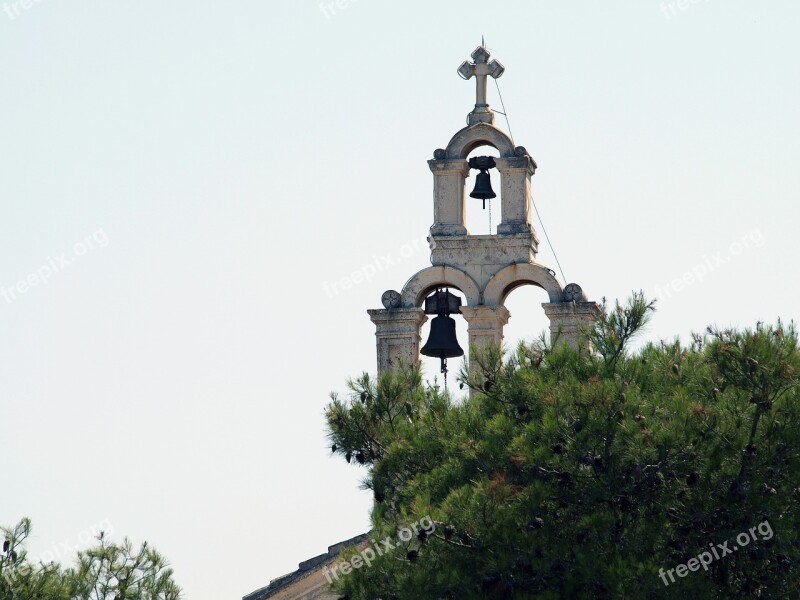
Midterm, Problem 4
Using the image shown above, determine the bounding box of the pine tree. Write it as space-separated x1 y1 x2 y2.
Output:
1 518 181 600
326 294 800 599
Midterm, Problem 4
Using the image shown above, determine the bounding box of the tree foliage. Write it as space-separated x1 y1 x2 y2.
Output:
325 295 800 598
0 519 181 600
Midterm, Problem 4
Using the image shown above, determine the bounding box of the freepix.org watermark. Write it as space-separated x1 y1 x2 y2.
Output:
660 0 712 20
659 520 773 586
3 0 46 20
1 228 109 305
318 0 359 19
3 518 114 585
653 228 765 301
322 234 435 299
323 516 435 584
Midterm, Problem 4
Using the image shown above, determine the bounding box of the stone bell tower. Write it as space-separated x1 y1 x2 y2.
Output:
368 46 600 375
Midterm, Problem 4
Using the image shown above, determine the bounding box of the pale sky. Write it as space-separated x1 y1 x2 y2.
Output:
1 2 798 599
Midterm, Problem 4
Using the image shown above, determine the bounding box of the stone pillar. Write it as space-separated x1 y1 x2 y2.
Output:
368 308 427 375
460 305 510 353
428 157 470 236
542 301 601 350
495 155 537 236
460 306 509 391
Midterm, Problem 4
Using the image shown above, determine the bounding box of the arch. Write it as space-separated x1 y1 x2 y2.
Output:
444 122 516 160
401 265 481 308
483 263 564 305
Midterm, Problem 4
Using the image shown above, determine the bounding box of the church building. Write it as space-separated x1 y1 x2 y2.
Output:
244 44 598 600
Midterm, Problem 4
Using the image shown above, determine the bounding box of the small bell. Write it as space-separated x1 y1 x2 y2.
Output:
468 155 497 209
470 169 496 209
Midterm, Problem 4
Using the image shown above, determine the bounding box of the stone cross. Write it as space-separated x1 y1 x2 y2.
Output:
457 46 505 125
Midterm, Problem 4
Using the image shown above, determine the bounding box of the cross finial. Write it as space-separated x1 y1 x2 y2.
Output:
457 46 505 126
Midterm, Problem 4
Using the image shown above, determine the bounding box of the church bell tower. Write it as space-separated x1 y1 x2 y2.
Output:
368 46 600 376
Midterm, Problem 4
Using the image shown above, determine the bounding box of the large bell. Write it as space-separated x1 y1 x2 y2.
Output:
421 315 464 361
469 169 496 209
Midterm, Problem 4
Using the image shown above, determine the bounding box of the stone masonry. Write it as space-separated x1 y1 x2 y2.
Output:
369 45 600 375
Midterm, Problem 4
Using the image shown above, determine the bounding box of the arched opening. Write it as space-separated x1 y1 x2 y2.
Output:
502 284 552 355
464 144 501 236
483 263 563 306
400 265 481 308
444 122 516 160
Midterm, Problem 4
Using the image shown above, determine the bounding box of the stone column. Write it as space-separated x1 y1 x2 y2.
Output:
460 306 510 391
460 305 510 353
428 157 470 236
542 301 601 350
368 308 428 375
495 155 536 236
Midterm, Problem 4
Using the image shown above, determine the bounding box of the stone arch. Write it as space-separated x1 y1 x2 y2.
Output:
444 122 516 159
400 265 482 308
483 263 564 305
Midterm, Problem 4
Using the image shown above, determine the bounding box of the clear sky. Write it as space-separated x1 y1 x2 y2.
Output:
1 1 798 599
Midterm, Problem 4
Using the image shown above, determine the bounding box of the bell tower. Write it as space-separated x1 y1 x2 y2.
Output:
368 45 600 376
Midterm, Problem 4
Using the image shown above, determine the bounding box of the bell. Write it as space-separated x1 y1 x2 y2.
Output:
470 169 496 209
421 314 464 372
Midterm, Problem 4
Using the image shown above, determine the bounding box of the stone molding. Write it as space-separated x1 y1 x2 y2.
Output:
542 301 601 350
460 305 511 350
